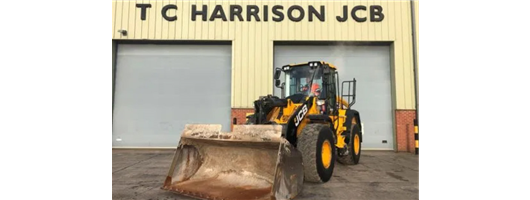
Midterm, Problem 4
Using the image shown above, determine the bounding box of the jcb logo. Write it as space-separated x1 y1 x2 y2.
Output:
294 104 308 127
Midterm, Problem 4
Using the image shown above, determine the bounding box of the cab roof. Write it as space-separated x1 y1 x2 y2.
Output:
285 61 337 69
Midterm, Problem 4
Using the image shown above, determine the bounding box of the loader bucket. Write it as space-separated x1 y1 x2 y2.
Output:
161 124 304 200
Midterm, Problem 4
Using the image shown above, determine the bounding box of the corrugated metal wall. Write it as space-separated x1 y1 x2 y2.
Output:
112 0 417 110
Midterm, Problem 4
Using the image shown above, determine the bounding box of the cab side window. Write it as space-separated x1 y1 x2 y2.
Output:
325 71 337 112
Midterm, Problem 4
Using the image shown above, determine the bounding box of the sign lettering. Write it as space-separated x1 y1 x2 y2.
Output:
294 104 309 127
135 4 385 22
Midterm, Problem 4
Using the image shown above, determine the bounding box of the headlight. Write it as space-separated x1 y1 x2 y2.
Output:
317 100 325 106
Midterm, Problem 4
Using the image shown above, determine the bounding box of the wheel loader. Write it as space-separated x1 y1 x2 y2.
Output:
161 61 363 200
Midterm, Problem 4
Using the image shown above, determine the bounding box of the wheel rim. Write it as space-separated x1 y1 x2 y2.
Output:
354 134 360 155
321 140 332 169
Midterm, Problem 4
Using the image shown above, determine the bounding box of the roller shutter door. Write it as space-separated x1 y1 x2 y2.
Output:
113 44 232 148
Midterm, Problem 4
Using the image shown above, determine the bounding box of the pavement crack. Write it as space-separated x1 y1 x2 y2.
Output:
113 154 161 174
386 172 409 182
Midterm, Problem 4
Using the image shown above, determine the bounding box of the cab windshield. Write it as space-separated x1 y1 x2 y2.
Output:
284 65 323 97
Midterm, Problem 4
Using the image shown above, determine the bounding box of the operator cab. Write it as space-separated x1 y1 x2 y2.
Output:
274 61 339 114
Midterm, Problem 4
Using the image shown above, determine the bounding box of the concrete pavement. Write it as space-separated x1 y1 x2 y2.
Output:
112 149 418 200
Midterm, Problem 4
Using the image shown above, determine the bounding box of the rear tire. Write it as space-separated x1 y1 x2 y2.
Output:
245 114 255 124
297 123 336 183
337 124 361 165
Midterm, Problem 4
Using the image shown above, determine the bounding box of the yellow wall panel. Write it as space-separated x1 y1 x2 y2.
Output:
112 1 417 109
115 1 123 39
112 2 117 38
382 0 389 40
161 1 169 39
125 2 134 39
181 1 189 39
401 1 413 109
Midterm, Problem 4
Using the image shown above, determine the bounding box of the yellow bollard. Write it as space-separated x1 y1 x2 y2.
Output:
414 119 418 155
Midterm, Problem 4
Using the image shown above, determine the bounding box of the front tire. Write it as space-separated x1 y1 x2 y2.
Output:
337 124 361 165
298 123 336 183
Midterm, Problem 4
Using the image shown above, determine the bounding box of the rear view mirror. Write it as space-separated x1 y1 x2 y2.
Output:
274 68 282 80
275 79 281 87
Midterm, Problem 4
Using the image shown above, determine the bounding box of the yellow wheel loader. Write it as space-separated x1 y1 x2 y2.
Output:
161 61 362 200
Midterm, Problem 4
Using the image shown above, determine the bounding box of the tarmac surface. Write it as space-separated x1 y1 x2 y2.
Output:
113 149 418 200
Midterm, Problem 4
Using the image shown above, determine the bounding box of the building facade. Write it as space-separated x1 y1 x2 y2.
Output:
112 1 419 153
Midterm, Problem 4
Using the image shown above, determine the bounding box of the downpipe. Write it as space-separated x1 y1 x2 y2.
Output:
410 0 419 122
